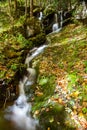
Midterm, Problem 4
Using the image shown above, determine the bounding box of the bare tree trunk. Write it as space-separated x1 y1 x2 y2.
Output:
69 0 72 10
39 0 42 7
8 0 11 16
8 0 14 26
30 0 33 17
25 0 28 16
14 0 17 12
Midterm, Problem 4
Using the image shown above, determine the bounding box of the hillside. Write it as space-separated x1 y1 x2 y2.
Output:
32 23 87 130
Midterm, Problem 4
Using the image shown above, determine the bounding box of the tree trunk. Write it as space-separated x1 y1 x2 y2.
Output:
25 0 28 16
14 0 17 12
8 0 14 26
30 0 33 17
8 0 11 16
69 0 72 10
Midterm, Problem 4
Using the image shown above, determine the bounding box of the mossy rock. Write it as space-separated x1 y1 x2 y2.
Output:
39 104 65 129
33 7 40 16
32 102 75 130
29 33 46 46
25 17 42 37
44 24 52 34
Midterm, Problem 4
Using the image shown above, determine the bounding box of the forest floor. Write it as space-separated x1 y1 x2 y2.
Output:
32 23 87 130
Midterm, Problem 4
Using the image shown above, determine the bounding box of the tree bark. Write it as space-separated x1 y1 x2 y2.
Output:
25 0 28 16
8 0 14 26
14 0 17 12
30 0 33 17
69 0 72 10
8 0 11 16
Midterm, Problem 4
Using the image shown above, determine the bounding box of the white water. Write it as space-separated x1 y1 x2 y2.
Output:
25 45 47 67
4 45 47 130
39 12 43 20
52 23 59 32
5 94 37 130
52 11 63 33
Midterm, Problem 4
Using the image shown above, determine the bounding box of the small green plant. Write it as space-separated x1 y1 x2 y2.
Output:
16 33 32 48
32 75 56 112
11 64 18 71
67 73 78 91
0 70 6 78
82 107 87 114
39 77 49 86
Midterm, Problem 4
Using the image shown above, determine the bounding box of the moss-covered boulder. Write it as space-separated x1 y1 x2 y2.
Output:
25 17 43 38
0 25 33 104
29 33 46 46
24 17 46 46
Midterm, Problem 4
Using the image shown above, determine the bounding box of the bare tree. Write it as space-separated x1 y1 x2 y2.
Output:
8 0 11 16
25 0 28 16
14 0 17 12
8 0 14 26
30 0 33 17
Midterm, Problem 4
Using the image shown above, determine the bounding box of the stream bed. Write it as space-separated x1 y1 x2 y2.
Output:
0 45 47 130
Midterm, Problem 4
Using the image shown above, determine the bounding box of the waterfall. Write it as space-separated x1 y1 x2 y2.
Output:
52 12 63 33
52 13 59 32
4 45 47 130
52 23 59 32
38 12 43 20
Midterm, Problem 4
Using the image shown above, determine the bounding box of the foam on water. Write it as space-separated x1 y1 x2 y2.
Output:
5 93 38 130
52 23 59 32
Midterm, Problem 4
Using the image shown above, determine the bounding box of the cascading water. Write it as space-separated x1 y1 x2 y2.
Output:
2 45 47 130
52 23 59 32
52 11 63 33
38 12 43 20
52 13 59 32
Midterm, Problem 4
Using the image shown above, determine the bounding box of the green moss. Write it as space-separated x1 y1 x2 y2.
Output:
39 104 65 129
0 70 6 79
31 24 87 129
25 17 42 35
29 33 46 46
0 30 32 85
16 33 33 49
32 75 56 111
